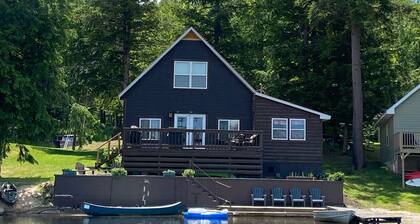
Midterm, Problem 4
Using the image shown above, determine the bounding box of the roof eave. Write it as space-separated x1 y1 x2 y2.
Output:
255 92 331 121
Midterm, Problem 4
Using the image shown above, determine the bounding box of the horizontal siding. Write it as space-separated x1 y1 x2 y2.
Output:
395 90 420 132
254 95 323 164
122 40 253 130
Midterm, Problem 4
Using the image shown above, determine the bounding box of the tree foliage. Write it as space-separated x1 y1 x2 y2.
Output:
0 0 68 169
0 0 419 168
68 103 97 149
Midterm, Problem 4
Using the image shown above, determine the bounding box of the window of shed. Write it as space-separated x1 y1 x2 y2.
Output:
290 119 306 141
174 61 207 89
272 118 288 140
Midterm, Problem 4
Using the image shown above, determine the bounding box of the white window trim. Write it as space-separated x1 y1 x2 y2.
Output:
289 118 306 141
272 118 288 140
173 61 208 89
385 124 389 146
217 119 240 130
139 118 161 140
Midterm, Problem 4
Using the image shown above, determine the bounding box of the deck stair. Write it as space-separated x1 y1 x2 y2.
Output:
188 162 232 207
95 132 122 169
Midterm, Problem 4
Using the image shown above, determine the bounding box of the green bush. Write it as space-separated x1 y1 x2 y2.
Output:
326 171 345 181
111 168 127 176
163 169 176 176
182 169 195 177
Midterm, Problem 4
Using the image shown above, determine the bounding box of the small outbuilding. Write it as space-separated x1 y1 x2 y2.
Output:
376 84 420 187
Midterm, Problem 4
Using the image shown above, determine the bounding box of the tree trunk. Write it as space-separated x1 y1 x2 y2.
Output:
72 133 76 150
122 5 131 88
342 123 349 153
351 23 364 170
212 0 222 46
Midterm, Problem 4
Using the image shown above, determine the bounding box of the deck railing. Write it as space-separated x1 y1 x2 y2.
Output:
122 128 263 151
395 132 420 153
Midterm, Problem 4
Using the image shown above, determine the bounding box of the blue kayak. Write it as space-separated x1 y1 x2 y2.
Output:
80 201 184 216
184 208 229 219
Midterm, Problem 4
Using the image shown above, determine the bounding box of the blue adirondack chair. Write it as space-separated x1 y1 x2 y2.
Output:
309 188 326 207
251 187 266 206
271 187 286 206
289 188 306 207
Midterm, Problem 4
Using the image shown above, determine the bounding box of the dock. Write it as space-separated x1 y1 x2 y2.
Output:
328 206 403 224
357 215 401 224
218 205 326 217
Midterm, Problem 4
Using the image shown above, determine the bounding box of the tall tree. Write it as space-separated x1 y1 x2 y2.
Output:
351 21 364 169
0 0 68 174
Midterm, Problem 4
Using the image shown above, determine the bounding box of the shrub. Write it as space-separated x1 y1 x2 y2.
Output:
162 169 176 177
326 171 345 181
182 169 195 177
111 168 127 176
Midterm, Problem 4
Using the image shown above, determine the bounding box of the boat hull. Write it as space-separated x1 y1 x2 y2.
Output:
406 178 420 187
314 210 355 224
80 202 184 216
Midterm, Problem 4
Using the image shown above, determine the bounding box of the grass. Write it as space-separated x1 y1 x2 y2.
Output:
1 144 96 186
323 144 420 213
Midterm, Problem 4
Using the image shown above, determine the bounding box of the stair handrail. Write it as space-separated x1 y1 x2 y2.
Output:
95 132 122 168
190 161 231 189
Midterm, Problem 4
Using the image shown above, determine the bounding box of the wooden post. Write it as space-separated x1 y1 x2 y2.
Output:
108 141 111 160
118 134 121 151
401 153 405 189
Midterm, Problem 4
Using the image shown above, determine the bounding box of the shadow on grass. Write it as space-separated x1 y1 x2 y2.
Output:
30 145 97 159
0 177 51 186
345 162 420 210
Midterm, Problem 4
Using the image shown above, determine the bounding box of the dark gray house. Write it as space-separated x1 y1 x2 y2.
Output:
119 27 331 177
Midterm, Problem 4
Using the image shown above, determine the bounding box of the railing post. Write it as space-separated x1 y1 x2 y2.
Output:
118 134 121 151
107 141 111 160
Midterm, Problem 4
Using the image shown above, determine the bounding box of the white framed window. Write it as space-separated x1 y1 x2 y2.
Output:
385 124 389 146
139 118 161 140
174 61 207 89
218 119 240 130
272 118 288 140
290 119 306 141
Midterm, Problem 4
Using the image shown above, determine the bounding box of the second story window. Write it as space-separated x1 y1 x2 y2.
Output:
174 61 207 89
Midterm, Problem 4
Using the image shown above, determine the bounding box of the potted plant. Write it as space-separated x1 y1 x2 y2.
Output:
62 169 77 176
182 169 195 178
286 172 316 180
162 169 176 177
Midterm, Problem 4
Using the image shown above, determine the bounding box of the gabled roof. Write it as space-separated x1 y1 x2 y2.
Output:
119 27 331 121
255 92 331 120
119 27 256 98
377 84 420 126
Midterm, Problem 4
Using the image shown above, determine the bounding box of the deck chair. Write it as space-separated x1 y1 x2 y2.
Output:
309 188 326 207
75 162 94 175
251 187 266 206
289 188 306 207
271 187 286 206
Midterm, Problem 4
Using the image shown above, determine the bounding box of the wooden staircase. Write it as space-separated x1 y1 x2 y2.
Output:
95 132 122 168
188 162 232 207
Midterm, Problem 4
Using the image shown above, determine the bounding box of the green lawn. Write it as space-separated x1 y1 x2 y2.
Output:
323 145 420 213
0 144 96 186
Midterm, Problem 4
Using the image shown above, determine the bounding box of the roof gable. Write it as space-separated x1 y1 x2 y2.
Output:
119 27 256 98
119 27 331 121
377 84 420 126
385 84 420 114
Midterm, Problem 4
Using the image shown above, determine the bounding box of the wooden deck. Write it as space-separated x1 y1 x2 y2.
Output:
394 132 420 154
121 128 263 176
